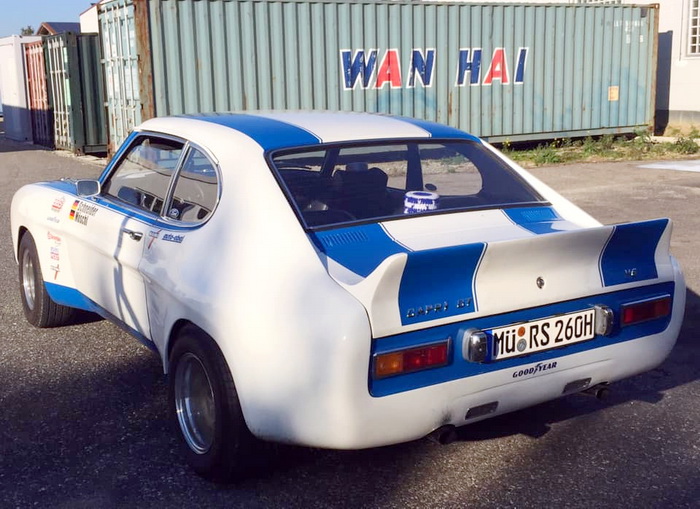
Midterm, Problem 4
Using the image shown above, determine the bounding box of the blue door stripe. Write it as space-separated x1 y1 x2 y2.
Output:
45 282 157 352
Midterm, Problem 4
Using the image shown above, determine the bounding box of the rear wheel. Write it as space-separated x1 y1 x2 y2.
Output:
168 326 264 482
18 232 75 327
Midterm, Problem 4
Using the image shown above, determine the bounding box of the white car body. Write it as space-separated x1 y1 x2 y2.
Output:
11 112 685 453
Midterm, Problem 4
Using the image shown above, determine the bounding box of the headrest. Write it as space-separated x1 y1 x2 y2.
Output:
346 162 369 172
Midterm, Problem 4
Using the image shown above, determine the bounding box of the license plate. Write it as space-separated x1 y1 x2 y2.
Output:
489 309 596 361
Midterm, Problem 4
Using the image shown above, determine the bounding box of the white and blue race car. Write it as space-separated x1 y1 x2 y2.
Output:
11 112 685 481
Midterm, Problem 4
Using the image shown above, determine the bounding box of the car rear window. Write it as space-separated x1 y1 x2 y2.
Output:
270 140 545 229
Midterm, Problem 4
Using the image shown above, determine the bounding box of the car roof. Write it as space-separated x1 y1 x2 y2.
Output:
138 111 480 152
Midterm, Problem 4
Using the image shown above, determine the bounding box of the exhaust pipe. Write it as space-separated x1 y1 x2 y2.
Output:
428 425 458 445
582 383 611 400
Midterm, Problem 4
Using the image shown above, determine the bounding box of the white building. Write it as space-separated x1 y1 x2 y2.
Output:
653 0 700 131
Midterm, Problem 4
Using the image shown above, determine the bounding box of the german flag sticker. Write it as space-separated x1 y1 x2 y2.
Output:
69 200 79 220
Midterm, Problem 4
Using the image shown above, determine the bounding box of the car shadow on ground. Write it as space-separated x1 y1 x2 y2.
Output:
1 288 697 506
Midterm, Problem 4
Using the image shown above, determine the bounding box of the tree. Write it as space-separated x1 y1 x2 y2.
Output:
20 26 34 36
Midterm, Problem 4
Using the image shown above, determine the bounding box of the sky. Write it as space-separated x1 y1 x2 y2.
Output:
0 0 95 38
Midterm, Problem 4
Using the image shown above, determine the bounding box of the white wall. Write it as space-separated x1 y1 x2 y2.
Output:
0 35 41 141
80 4 99 34
655 0 700 120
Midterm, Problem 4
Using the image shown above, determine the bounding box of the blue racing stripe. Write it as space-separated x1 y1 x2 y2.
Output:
312 223 409 277
599 218 667 287
394 116 481 142
45 283 157 352
45 282 98 312
191 113 321 151
503 206 564 234
398 243 486 326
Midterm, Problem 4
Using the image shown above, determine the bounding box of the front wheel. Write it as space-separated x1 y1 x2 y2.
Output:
18 232 75 327
168 326 264 482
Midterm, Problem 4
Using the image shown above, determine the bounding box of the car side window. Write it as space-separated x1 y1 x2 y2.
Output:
103 136 184 215
166 147 219 223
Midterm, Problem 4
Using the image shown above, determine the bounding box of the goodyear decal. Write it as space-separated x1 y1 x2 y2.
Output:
340 47 529 90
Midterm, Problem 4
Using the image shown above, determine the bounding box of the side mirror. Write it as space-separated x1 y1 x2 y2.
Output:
76 179 101 197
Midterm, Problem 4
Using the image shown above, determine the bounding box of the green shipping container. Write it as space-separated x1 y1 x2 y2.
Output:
99 0 658 151
45 32 108 155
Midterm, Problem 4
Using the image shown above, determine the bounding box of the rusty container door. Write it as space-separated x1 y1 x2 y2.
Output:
24 40 54 148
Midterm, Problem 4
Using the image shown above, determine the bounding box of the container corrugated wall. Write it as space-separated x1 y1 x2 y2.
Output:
99 0 658 149
24 40 54 148
44 33 108 154
100 0 142 151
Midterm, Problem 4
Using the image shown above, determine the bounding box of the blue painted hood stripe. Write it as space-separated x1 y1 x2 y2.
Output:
600 218 668 287
191 114 321 150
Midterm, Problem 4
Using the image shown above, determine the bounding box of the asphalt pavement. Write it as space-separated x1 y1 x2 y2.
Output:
1 129 698 508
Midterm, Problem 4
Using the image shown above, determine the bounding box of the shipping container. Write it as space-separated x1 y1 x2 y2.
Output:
24 40 54 148
98 0 658 150
99 0 143 151
0 35 42 142
44 32 108 155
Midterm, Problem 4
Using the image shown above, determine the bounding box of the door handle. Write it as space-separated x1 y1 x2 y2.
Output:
121 228 143 241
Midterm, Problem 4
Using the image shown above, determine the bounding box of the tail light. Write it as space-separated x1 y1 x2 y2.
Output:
374 340 450 379
621 295 671 327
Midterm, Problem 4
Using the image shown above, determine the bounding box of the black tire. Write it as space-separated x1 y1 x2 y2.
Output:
168 325 264 482
18 232 75 327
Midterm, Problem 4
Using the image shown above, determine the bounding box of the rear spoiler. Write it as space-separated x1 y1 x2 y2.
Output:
317 219 673 337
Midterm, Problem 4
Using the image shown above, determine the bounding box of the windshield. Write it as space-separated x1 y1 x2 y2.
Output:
271 140 545 229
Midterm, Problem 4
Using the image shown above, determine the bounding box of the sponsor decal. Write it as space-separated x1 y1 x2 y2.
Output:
50 247 60 261
147 230 161 250
512 361 558 379
406 297 472 319
162 233 185 244
46 216 61 224
69 200 99 225
340 47 529 90
50 263 60 280
51 196 65 213
47 232 62 246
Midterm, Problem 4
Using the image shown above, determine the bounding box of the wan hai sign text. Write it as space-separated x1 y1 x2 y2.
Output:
340 48 530 90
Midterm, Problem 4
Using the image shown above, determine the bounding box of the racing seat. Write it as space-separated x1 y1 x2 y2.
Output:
332 164 389 219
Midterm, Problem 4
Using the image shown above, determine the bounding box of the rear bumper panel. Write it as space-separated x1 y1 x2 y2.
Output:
371 281 676 397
